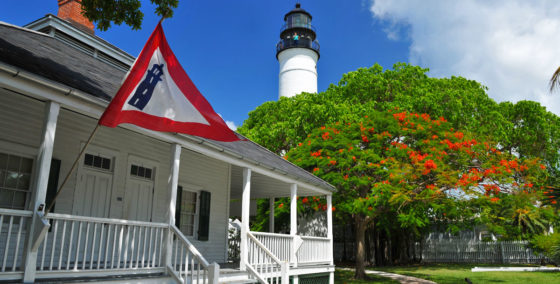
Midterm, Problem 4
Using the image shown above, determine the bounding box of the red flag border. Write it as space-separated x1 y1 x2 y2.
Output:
99 23 239 142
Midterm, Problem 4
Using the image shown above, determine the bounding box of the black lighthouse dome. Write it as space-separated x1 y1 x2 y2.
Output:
276 3 320 58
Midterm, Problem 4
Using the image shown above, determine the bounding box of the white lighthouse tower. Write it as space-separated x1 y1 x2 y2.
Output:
277 3 320 98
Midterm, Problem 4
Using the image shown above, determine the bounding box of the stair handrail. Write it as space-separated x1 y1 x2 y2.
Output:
170 225 210 267
168 225 219 284
246 231 288 284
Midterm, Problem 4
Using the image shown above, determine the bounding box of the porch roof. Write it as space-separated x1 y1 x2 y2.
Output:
0 22 336 194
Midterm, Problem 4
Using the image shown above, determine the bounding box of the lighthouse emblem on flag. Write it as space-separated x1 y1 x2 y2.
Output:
128 64 165 110
99 23 240 142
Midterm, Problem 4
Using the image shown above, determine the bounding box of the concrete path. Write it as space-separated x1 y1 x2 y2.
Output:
339 268 437 284
364 269 437 284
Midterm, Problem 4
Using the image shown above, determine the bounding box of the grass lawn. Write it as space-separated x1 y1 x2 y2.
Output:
375 263 560 284
335 269 399 283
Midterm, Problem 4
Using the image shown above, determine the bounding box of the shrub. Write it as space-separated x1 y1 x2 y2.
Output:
531 232 560 264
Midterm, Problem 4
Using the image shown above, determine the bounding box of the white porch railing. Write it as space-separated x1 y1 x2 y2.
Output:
37 213 167 274
0 209 32 274
251 232 293 263
297 236 331 264
250 231 332 266
168 225 219 284
0 209 218 283
246 232 288 284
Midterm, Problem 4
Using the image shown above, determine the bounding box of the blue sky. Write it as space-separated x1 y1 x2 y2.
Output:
2 1 560 129
0 1 409 128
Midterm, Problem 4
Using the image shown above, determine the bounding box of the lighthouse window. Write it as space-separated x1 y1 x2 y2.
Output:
288 14 309 28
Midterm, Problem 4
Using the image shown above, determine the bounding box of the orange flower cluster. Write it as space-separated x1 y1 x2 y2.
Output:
441 138 478 151
482 166 500 176
498 159 529 172
393 112 407 122
310 150 322 157
409 150 429 162
390 141 408 149
484 184 501 196
423 159 437 175
458 168 483 187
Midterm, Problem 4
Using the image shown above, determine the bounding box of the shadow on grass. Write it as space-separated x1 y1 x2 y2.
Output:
335 269 399 284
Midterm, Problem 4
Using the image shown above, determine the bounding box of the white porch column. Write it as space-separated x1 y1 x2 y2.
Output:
240 167 251 270
269 197 275 233
23 101 60 283
327 194 334 284
327 195 333 264
290 184 297 235
164 143 181 268
290 183 298 272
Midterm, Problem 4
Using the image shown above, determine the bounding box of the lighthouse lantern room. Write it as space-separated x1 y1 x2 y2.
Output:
277 3 320 98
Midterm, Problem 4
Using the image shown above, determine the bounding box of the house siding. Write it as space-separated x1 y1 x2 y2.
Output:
178 149 230 263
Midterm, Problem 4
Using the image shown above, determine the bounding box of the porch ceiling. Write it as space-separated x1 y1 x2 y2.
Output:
230 165 323 199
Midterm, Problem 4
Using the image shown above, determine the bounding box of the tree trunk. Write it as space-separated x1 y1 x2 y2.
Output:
398 231 408 264
354 216 368 279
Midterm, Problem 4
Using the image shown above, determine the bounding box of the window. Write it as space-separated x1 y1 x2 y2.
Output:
175 186 211 240
0 153 33 209
84 153 112 171
130 164 153 180
179 190 198 237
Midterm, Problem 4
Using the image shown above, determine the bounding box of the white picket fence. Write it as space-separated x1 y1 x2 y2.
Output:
416 240 543 264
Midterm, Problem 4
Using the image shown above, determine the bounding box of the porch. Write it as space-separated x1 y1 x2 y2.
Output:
0 201 333 283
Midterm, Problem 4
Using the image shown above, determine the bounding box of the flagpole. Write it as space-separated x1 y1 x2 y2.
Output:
44 124 101 215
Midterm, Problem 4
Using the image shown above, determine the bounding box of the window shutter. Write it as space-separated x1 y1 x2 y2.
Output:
45 159 61 212
198 190 211 241
175 186 183 227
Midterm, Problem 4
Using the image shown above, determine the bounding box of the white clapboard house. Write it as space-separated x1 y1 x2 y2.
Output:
0 1 336 283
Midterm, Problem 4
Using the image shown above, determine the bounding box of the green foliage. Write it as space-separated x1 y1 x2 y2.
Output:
531 233 560 263
239 64 560 175
81 0 179 31
499 100 560 169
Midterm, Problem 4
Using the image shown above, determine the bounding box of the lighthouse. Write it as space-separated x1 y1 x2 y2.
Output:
277 3 320 98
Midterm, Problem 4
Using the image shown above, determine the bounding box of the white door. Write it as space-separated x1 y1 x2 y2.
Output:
74 168 112 218
124 162 155 222
125 178 153 221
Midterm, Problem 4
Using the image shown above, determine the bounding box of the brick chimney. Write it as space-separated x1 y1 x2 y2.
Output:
57 0 95 34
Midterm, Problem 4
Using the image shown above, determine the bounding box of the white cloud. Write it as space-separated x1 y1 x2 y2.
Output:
226 120 237 131
370 0 560 115
218 113 237 130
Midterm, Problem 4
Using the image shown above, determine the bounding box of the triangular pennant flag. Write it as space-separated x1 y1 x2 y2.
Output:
99 22 240 142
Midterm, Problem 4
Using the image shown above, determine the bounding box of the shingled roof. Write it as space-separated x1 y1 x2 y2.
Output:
0 22 335 192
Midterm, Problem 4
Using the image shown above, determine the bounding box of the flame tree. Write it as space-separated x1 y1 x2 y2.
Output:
285 109 548 278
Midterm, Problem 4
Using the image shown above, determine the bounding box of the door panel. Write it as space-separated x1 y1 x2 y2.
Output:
73 169 112 218
125 178 153 221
